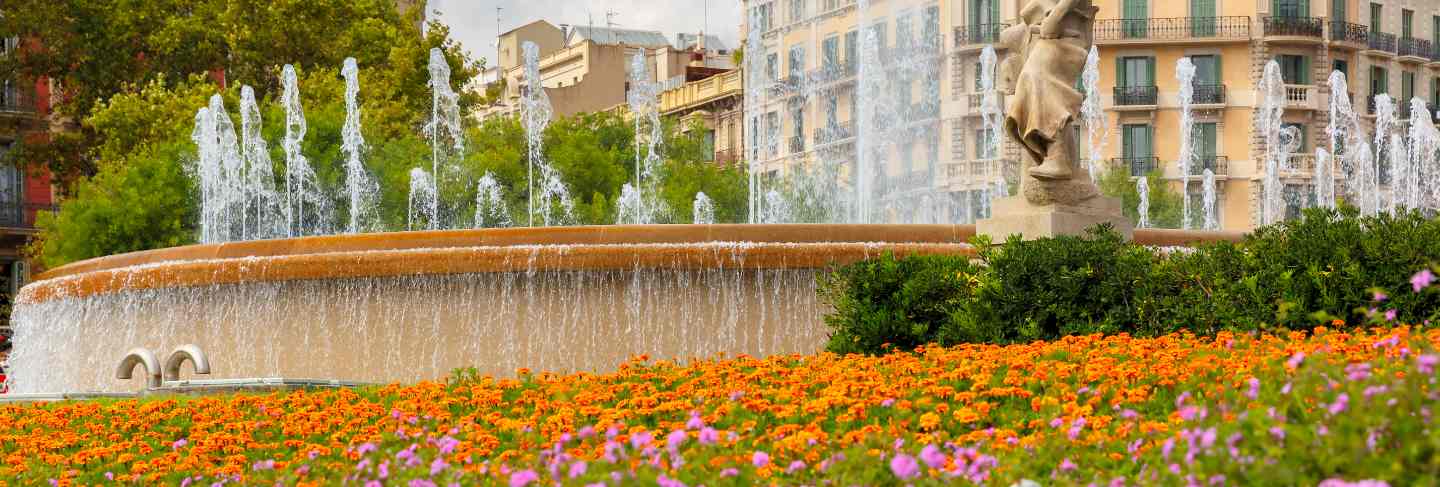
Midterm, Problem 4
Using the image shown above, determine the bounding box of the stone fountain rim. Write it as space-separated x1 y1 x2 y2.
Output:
20 224 1243 305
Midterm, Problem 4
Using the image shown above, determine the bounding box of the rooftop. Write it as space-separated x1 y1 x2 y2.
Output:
566 25 671 48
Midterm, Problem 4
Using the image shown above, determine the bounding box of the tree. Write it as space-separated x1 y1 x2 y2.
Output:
1097 165 1183 229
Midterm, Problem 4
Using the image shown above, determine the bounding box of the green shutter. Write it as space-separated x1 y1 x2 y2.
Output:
1146 57 1156 86
1333 0 1346 22
1299 56 1310 84
991 0 1000 25
1191 0 1216 36
1117 58 1128 87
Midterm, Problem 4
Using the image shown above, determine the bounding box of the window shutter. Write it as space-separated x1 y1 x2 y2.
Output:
1117 58 1128 87
1122 126 1135 159
1146 57 1156 86
1300 56 1310 84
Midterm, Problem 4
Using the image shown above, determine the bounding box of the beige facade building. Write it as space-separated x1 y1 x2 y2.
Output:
476 21 736 122
740 0 1440 229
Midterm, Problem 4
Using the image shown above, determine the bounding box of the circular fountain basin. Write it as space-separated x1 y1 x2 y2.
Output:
6 225 1241 393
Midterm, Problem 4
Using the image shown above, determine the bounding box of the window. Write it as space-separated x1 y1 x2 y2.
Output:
1402 71 1415 104
1433 78 1439 106
822 36 839 70
869 21 887 49
1332 0 1346 22
1118 56 1156 86
1435 16 1440 46
1122 124 1155 175
1333 59 1348 77
970 0 999 26
765 53 779 82
974 129 995 158
1123 0 1148 38
896 12 913 48
922 6 940 48
1370 3 1381 32
1191 0 1216 37
788 0 805 24
790 103 804 152
1277 55 1309 84
1281 123 1308 152
844 30 858 68
825 96 839 129
1402 9 1413 38
1371 66 1389 95
756 4 773 31
1283 184 1316 221
974 61 984 91
1273 0 1307 18
1191 55 1220 85
788 45 805 79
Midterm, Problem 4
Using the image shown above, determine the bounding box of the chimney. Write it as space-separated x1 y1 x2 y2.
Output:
560 24 570 43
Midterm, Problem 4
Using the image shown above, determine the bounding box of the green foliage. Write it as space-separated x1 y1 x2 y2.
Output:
1097 165 1183 229
821 208 1440 354
817 253 979 355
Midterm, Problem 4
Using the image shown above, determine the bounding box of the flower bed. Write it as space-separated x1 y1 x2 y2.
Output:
1 327 1437 485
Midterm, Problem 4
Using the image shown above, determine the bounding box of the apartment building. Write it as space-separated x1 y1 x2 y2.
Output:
0 35 56 346
476 21 735 121
1090 0 1440 229
739 0 1440 228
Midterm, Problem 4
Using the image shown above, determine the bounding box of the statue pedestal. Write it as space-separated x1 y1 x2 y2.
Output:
977 195 1134 241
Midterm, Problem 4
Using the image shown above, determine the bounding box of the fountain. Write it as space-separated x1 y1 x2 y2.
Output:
281 65 332 237
1080 46 1107 183
520 42 572 226
1136 176 1150 229
1202 169 1218 230
407 167 438 230
238 87 284 241
341 58 380 234
1175 58 1196 229
623 52 668 224
1315 148 1334 209
1368 94 1396 216
425 48 464 229
1400 99 1439 211
979 46 1004 216
692 192 715 225
1256 61 1288 225
473 172 511 228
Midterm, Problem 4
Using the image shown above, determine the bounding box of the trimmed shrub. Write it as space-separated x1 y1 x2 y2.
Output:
821 207 1440 354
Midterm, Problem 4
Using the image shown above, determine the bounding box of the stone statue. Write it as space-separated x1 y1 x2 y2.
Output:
979 0 1133 239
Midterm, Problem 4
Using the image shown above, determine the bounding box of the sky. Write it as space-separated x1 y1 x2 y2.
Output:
430 0 743 71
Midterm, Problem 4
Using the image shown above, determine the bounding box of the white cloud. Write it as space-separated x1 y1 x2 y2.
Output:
431 0 741 68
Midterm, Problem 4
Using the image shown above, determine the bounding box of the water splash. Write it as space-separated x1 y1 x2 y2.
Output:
1388 133 1408 214
1080 46 1108 183
520 42 572 226
192 95 244 244
1400 98 1439 211
625 52 669 224
1315 147 1334 209
1326 71 1367 211
1367 94 1395 215
474 172 511 228
979 46 1004 215
280 65 332 237
1202 169 1218 230
424 48 465 229
1256 61 1288 225
1175 57 1196 229
341 58 380 234
761 189 790 224
407 168 437 231
692 192 716 224
238 87 283 241
1135 176 1150 229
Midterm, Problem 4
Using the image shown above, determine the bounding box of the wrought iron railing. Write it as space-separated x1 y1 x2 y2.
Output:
814 121 856 145
953 23 1008 47
714 149 739 165
1115 156 1160 177
0 86 35 114
788 135 805 154
1329 21 1369 44
1398 37 1432 59
1114 86 1159 106
0 202 57 228
1186 156 1229 176
1368 31 1397 52
1092 16 1251 41
1193 84 1226 104
1262 16 1324 38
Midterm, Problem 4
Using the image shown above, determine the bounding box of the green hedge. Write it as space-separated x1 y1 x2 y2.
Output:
819 207 1440 354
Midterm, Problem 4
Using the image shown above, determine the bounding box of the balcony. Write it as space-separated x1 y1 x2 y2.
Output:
813 121 856 145
1114 86 1158 107
0 202 57 229
1328 21 1369 48
1186 156 1229 177
953 23 1008 50
1279 153 1317 176
714 149 739 165
1398 37 1432 62
946 158 1011 184
787 135 805 154
1093 16 1251 44
1284 85 1317 110
0 86 36 115
1193 84 1227 105
1367 31 1396 54
1262 16 1324 41
807 62 857 86
1116 156 1160 177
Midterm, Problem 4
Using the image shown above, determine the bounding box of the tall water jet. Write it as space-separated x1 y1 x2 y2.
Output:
979 46 1004 214
1256 61 1288 225
761 189 790 224
1315 147 1334 209
692 191 715 224
1202 169 1218 230
341 58 380 234
194 94 247 244
519 42 572 226
1175 57 1196 229
1326 70 1366 209
407 168 437 230
473 172 511 228
1366 94 1395 215
1135 176 1150 229
625 51 669 224
280 65 331 237
425 48 464 229
1388 133 1408 214
1080 46 1108 183
852 29 884 223
1401 99 1439 211
238 87 283 241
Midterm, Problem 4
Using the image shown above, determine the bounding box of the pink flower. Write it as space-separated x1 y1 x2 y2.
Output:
630 431 653 450
752 451 770 467
1328 393 1350 415
1373 290 1388 301
720 468 739 477
1269 426 1286 441
881 398 896 407
1245 377 1261 400
509 470 539 487
1385 309 1397 322
1412 269 1435 292
568 461 587 479
1418 354 1439 375
890 453 920 480
920 444 946 469
1286 352 1305 369
1067 417 1086 440
698 427 719 445
686 412 705 430
172 438 188 450
786 460 806 474
666 430 687 450
1345 363 1372 381
657 475 686 487
1058 458 1077 473
429 458 448 476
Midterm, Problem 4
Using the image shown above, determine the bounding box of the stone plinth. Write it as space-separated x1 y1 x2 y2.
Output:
977 195 1134 241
